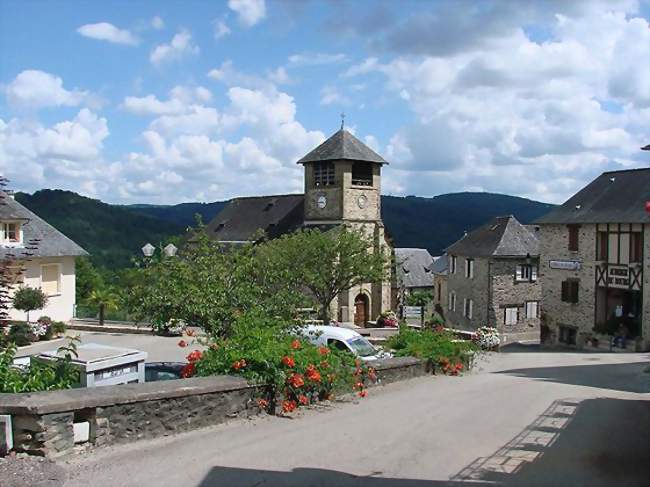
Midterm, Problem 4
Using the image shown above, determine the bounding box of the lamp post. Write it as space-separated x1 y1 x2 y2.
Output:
141 242 178 259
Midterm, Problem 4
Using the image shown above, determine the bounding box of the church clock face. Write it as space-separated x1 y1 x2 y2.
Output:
317 195 327 209
357 194 368 209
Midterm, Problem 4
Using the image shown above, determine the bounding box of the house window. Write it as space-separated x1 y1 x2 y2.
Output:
41 264 61 296
448 291 456 312
504 306 518 326
526 301 539 319
559 325 577 345
465 259 474 279
450 256 457 274
515 264 537 282
568 225 580 251
597 231 608 261
463 298 473 319
561 279 579 303
630 232 643 263
313 162 335 187
351 162 373 186
1 222 20 243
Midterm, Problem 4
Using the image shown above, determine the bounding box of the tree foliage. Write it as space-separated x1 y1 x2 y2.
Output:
123 228 307 337
12 287 48 322
260 227 389 323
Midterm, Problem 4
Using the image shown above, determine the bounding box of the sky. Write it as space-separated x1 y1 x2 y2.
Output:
0 0 649 205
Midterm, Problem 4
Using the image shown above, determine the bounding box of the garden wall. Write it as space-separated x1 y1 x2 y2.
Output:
0 357 427 458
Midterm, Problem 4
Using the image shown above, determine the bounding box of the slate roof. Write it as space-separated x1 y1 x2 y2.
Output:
394 248 435 288
0 193 87 259
535 168 650 224
447 215 539 258
297 129 388 165
430 254 448 275
205 194 305 242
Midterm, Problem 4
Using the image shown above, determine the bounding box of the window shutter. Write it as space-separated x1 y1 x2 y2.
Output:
469 300 473 319
41 264 60 296
571 281 579 303
448 293 452 311
561 281 568 302
531 266 538 281
516 265 523 281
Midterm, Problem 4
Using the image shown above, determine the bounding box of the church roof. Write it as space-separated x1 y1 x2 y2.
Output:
297 129 388 165
447 215 539 258
394 248 435 288
205 194 305 243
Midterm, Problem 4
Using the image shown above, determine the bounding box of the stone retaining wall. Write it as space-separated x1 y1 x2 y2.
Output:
0 357 427 458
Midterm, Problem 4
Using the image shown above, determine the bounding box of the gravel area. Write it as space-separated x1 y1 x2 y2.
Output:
0 455 66 487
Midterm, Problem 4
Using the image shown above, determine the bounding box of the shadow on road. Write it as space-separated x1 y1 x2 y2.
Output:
197 398 650 487
198 466 491 486
453 397 650 487
496 360 650 393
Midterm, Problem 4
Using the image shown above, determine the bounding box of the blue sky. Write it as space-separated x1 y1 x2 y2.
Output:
1 0 649 205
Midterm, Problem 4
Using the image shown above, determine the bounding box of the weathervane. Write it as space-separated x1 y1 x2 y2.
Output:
340 112 345 130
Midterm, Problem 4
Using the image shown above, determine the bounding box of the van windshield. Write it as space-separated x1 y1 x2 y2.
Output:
347 337 376 357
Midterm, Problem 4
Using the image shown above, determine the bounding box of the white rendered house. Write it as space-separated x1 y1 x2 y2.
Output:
1 192 87 322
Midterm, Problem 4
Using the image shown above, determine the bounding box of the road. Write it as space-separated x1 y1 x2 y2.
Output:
61 349 650 487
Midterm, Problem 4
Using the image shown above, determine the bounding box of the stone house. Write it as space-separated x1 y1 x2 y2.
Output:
393 248 435 298
535 168 650 350
0 192 87 322
205 128 392 326
431 254 448 315
446 215 541 342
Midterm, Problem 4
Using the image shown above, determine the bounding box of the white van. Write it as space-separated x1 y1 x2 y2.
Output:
299 325 390 362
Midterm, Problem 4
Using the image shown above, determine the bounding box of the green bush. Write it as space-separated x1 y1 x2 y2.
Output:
0 337 81 393
37 316 54 340
12 287 48 322
386 327 479 375
51 321 67 336
8 322 32 346
188 314 374 413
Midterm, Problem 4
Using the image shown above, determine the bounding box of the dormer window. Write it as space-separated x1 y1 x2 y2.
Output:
351 162 373 186
314 162 335 187
1 222 21 244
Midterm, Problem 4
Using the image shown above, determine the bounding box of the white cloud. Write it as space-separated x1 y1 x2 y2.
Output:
288 52 347 67
122 86 213 116
320 86 349 106
208 60 282 90
4 70 88 110
0 109 110 195
151 16 165 30
213 19 231 39
228 0 266 27
77 22 138 45
150 30 199 66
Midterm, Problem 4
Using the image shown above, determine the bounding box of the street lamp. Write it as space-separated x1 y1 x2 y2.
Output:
163 243 178 257
141 243 155 257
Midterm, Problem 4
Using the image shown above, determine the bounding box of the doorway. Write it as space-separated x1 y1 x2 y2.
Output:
354 293 369 327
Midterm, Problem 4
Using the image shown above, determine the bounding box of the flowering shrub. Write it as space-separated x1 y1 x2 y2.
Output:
182 315 373 414
29 320 49 338
474 326 500 350
386 327 478 375
376 310 398 328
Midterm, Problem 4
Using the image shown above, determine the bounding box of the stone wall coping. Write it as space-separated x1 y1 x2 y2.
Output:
372 356 425 369
0 375 253 416
0 356 423 416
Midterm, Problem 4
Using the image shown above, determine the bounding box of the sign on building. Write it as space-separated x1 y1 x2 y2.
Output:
549 260 581 271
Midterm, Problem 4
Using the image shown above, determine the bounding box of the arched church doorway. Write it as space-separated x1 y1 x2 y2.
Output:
354 293 369 327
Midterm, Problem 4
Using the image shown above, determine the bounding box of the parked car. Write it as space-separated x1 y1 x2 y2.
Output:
299 325 391 362
145 362 185 382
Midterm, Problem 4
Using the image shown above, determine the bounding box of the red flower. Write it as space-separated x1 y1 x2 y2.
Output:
232 359 246 371
318 346 330 356
291 339 301 350
288 373 305 388
456 363 464 371
281 355 295 368
257 398 269 410
181 363 195 378
178 340 188 348
305 365 321 383
358 390 367 398
298 394 309 406
186 350 203 363
354 381 364 390
282 400 297 413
